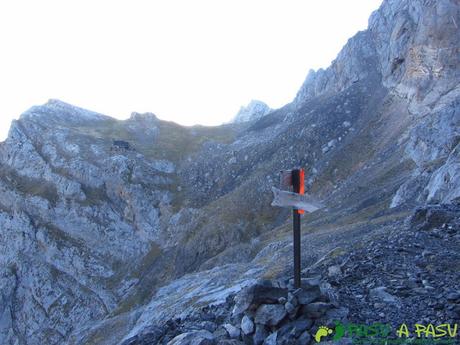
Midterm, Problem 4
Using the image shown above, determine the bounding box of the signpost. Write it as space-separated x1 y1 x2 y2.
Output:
292 169 303 289
271 168 324 288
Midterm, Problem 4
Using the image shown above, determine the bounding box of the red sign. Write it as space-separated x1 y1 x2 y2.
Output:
294 169 305 215
278 168 306 214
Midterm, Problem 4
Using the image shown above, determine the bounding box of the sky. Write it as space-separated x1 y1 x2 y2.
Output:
0 0 382 141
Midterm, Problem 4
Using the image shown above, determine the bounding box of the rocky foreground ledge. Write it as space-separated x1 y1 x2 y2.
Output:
122 275 347 345
121 203 460 345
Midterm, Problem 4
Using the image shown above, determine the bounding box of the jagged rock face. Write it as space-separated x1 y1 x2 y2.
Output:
372 0 460 206
294 0 460 206
0 101 179 345
293 29 378 105
0 0 459 344
232 100 272 123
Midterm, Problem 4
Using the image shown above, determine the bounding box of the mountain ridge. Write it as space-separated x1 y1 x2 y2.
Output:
0 0 459 344
232 100 272 124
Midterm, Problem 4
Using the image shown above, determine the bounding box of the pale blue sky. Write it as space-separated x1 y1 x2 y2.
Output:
0 0 382 140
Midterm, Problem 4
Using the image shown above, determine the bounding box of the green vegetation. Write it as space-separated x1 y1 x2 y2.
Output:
73 118 238 163
79 184 108 206
0 166 59 206
109 242 163 316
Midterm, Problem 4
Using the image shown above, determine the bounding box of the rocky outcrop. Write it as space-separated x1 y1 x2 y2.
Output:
377 0 460 205
232 100 272 123
0 0 459 344
121 278 347 345
294 0 460 206
121 204 460 345
0 100 177 345
293 29 378 106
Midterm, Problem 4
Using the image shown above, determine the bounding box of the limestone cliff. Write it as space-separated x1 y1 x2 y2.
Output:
0 0 458 344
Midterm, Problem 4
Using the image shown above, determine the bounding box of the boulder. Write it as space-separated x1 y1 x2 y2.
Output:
167 330 215 345
369 287 400 304
327 265 342 278
253 324 269 345
293 287 321 305
223 324 241 339
255 304 287 327
301 302 332 319
233 283 288 316
278 319 311 339
262 332 277 345
297 331 312 345
409 205 460 231
284 301 298 318
241 315 255 335
217 340 245 345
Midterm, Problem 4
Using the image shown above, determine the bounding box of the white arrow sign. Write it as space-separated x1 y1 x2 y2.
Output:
271 187 324 213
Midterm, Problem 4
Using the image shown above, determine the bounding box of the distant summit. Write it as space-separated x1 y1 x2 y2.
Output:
19 99 111 124
1 0 459 344
232 100 272 123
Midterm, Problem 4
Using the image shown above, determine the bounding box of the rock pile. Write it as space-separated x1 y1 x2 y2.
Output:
123 204 460 345
310 203 460 328
123 278 348 345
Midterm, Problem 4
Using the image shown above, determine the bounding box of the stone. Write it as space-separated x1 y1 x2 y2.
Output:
217 340 245 345
284 301 297 314
167 330 215 345
262 332 277 345
253 325 269 345
201 321 218 333
255 304 287 326
293 287 321 305
297 331 311 345
287 292 299 306
301 302 332 319
446 292 460 302
278 319 311 339
324 307 349 322
369 287 400 304
410 205 460 231
327 265 342 278
241 315 255 335
213 327 229 340
223 324 241 339
301 277 321 288
233 284 288 316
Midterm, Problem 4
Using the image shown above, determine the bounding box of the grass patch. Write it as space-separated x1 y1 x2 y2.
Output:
73 119 238 163
0 166 59 206
108 242 162 316
79 184 108 206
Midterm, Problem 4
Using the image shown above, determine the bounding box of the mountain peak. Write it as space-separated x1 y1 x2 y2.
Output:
232 100 272 123
129 111 158 122
1 0 459 344
19 99 111 123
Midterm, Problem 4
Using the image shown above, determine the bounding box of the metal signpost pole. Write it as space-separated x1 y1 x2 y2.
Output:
292 207 301 289
272 168 320 289
291 169 302 289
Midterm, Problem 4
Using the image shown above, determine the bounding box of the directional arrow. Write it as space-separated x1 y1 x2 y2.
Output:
271 187 324 213
272 168 324 289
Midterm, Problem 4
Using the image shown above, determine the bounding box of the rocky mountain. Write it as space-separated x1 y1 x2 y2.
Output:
232 101 272 123
0 0 459 344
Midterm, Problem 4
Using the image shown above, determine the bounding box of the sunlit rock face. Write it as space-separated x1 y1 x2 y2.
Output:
232 100 272 123
0 0 459 344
